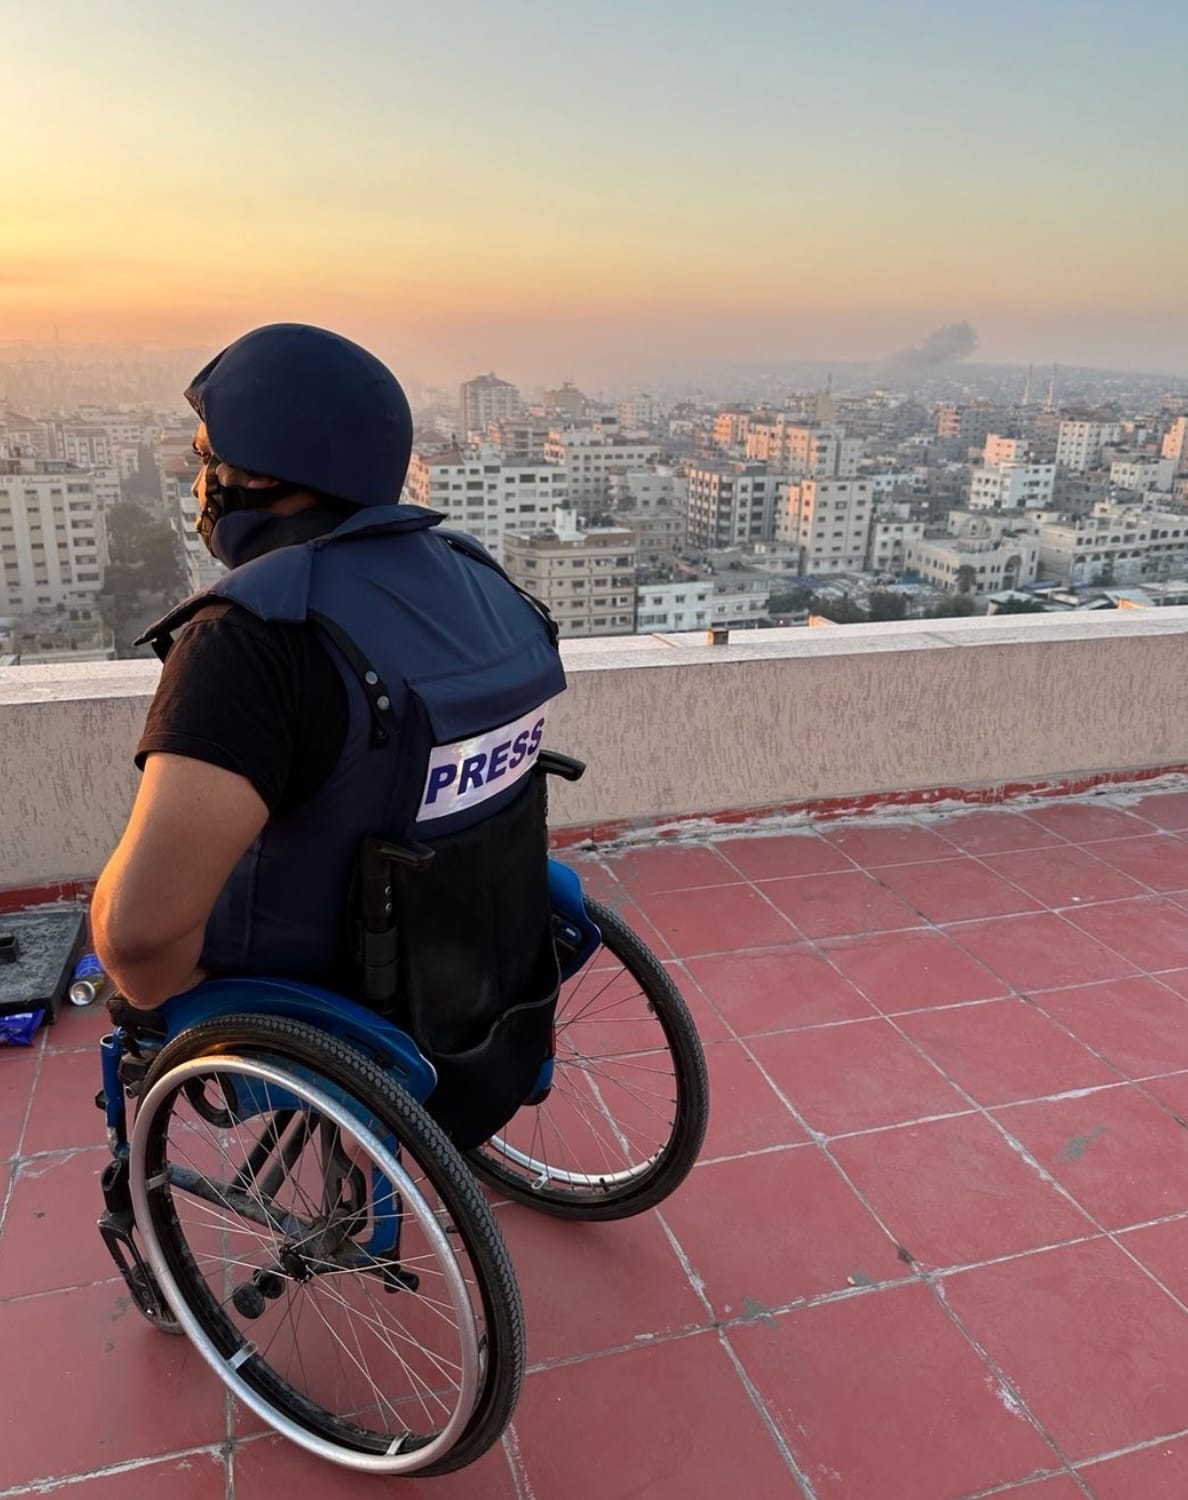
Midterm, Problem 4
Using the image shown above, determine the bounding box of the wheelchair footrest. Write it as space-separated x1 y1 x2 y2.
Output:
98 1159 181 1334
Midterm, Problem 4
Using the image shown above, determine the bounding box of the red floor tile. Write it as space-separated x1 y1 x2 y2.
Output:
608 841 737 895
1092 833 1188 893
698 1040 809 1160
1025 801 1155 843
1154 967 1188 1000
820 820 959 868
820 928 1007 1013
931 807 1067 855
730 1282 1055 1500
1079 1433 1188 1498
493 1203 706 1364
22 1045 109 1156
985 1478 1083 1499
950 911 1137 992
1063 896 1188 973
513 1332 793 1500
994 1085 1188 1229
234 1432 516 1499
1128 789 1188 830
1033 975 1188 1079
0 1148 113 1298
898 999 1117 1107
1142 1070 1188 1119
1119 1215 1188 1305
43 999 112 1054
663 1146 906 1316
683 945 875 1036
0 1052 35 1162
40 1452 228 1499
760 870 923 940
876 856 1041 923
749 1020 967 1136
832 1113 1092 1270
0 1280 226 1488
559 854 624 907
713 830 853 880
982 843 1146 908
944 1238 1188 1462
634 883 797 958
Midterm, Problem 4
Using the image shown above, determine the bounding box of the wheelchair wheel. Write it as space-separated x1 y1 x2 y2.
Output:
468 899 708 1220
127 1014 523 1476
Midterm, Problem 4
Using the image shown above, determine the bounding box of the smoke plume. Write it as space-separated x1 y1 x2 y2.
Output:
888 322 978 371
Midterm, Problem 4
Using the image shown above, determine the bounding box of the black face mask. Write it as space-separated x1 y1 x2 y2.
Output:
196 467 301 555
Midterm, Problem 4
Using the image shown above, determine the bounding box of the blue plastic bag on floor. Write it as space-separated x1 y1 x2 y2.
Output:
0 1010 43 1046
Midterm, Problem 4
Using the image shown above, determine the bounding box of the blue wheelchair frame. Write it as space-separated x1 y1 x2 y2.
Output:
96 857 602 1316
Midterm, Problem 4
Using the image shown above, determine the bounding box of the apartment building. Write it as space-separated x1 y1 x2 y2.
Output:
969 461 1056 511
1035 506 1188 587
504 512 637 638
685 460 775 549
744 420 860 478
1056 418 1123 472
404 444 569 563
0 458 107 614
543 427 660 505
459 374 522 442
774 477 879 574
903 533 1040 594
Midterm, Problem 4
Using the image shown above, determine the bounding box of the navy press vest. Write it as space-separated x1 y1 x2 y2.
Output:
142 505 567 987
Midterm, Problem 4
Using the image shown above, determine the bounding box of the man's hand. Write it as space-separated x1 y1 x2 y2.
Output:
91 753 269 1010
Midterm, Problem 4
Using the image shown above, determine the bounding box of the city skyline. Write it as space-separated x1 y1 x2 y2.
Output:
2 0 1186 383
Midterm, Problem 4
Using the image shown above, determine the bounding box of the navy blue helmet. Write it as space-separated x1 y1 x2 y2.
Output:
185 323 414 508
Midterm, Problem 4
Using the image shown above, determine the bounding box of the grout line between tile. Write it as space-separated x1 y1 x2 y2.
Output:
0 1443 227 1499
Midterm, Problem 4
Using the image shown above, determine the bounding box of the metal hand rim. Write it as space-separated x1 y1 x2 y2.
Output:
128 1052 482 1474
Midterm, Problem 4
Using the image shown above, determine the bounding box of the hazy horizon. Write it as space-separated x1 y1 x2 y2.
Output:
3 0 1186 387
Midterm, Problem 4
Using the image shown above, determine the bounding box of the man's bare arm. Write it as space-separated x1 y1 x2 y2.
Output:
91 753 269 1009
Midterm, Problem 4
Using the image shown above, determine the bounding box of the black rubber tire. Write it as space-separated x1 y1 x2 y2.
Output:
467 899 709 1221
136 1014 524 1477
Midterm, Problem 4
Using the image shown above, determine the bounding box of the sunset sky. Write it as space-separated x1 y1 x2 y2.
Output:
2 0 1186 385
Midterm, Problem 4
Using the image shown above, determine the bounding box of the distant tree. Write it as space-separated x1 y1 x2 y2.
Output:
924 594 977 619
139 521 185 595
814 596 868 624
955 564 978 595
867 590 908 622
767 586 815 614
990 598 1048 615
105 501 153 565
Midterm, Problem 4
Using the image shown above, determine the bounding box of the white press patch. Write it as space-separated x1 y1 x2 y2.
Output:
416 704 547 823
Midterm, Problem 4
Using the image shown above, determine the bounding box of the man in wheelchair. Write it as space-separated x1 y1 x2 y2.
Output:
91 322 569 1149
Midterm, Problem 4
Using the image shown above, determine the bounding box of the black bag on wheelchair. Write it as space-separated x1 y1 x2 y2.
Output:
357 772 560 1150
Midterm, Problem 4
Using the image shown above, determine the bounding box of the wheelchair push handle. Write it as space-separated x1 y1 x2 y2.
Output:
537 749 586 783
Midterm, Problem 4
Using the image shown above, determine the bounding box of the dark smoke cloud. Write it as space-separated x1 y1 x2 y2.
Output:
888 322 978 370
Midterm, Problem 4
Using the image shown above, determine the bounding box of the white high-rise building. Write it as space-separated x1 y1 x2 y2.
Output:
404 444 569 563
969 461 1056 511
458 374 522 442
1056 419 1123 472
543 427 660 506
685 461 776 549
775 477 880 574
0 458 108 614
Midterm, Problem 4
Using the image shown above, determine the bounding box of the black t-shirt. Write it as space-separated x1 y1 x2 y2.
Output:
136 601 349 816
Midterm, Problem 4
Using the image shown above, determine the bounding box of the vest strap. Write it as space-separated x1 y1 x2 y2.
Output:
308 609 401 747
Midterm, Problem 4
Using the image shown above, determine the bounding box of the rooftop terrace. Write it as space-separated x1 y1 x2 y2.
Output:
5 612 1188 1497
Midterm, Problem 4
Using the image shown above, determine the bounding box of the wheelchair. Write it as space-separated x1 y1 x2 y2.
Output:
94 753 709 1477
